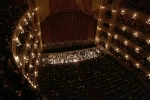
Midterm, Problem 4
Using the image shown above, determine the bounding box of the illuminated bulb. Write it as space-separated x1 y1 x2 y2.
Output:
136 63 139 68
125 55 128 59
26 43 30 47
146 39 150 44
38 32 41 36
112 10 116 12
101 6 105 9
108 33 111 36
105 43 108 48
36 60 39 64
121 10 125 15
29 65 33 68
27 12 30 16
97 27 101 30
132 14 137 19
133 32 138 37
114 35 117 39
147 56 150 61
24 56 26 60
135 47 139 53
14 38 18 42
24 18 26 22
96 37 99 42
122 27 126 31
99 19 101 21
115 48 119 52
34 7 38 11
124 41 128 45
19 26 22 29
15 56 19 61
32 12 34 16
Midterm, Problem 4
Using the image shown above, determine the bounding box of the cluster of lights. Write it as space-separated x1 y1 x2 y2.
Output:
24 75 37 88
146 39 150 44
145 19 150 24
124 55 129 59
100 6 105 9
122 27 126 31
147 56 150 62
121 10 125 15
124 40 128 45
114 35 118 39
112 10 116 13
135 63 140 68
145 74 150 79
135 47 139 53
132 14 137 19
133 32 138 37
115 48 119 52
12 8 42 89
97 27 101 30
105 43 108 48
41 48 102 65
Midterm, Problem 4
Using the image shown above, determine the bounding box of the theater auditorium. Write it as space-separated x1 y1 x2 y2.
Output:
0 0 150 100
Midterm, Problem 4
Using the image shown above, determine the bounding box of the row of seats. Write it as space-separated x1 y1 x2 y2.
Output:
38 52 150 100
123 0 150 15
38 64 92 100
116 14 150 36
110 36 150 70
114 25 150 52
79 55 150 100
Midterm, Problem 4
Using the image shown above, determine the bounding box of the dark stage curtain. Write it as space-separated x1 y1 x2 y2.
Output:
41 12 97 44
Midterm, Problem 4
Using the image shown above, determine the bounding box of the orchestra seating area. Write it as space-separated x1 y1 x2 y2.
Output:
38 64 92 100
38 53 150 100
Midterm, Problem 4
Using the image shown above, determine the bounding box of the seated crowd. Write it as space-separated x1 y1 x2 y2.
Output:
110 36 150 70
116 14 150 37
120 0 150 15
39 52 150 100
38 64 92 100
42 38 94 50
113 25 150 52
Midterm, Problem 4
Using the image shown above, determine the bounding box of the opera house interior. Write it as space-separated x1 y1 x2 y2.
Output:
0 0 150 100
